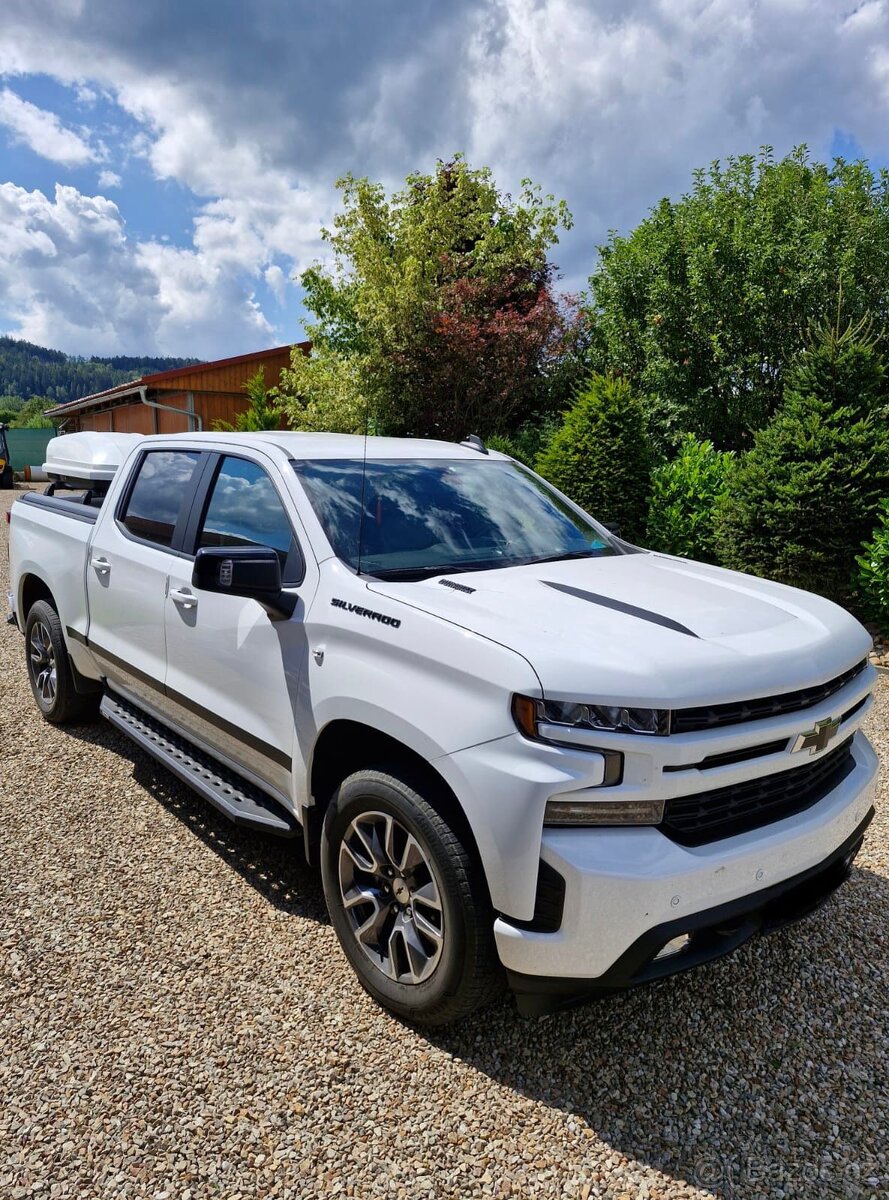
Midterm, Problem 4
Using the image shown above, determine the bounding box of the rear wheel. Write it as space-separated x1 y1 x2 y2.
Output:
0 464 13 490
321 768 503 1026
25 600 98 724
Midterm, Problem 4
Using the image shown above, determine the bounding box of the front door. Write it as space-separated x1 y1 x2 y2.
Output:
86 447 203 712
163 452 309 800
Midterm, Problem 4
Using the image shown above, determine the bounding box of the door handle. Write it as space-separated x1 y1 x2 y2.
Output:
170 588 198 611
91 557 111 576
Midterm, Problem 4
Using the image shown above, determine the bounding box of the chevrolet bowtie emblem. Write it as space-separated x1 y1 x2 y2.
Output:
792 716 840 756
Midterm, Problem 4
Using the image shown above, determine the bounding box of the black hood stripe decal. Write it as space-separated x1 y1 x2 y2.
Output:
543 581 700 638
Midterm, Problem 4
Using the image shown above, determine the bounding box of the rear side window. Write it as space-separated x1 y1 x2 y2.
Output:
120 450 200 548
198 455 301 584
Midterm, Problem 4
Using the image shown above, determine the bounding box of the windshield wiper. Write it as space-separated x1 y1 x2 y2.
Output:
368 559 507 581
526 549 601 566
369 549 602 581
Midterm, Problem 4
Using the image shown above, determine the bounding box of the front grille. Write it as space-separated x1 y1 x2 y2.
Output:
663 738 788 773
660 737 855 846
670 659 867 734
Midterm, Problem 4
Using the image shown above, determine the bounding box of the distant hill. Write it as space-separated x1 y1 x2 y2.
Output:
0 336 202 408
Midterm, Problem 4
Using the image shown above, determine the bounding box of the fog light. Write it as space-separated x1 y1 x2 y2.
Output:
654 933 691 960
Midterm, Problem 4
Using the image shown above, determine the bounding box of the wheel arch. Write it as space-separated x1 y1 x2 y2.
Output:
18 574 100 697
306 719 484 879
19 572 55 620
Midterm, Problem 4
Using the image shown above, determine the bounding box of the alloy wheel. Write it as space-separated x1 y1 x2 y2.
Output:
338 809 445 984
29 621 57 705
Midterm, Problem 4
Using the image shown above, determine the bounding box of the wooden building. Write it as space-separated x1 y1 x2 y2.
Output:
46 343 309 434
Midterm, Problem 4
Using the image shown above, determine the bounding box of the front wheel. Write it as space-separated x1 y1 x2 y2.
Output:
24 600 99 724
321 768 503 1026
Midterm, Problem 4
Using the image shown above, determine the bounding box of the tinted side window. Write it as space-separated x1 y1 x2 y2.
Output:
198 456 299 582
120 450 200 548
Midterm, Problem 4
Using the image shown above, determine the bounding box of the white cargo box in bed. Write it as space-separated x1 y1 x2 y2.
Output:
43 432 142 484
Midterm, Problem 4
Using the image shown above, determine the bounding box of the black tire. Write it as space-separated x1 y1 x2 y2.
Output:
0 465 13 490
24 600 99 724
321 767 504 1026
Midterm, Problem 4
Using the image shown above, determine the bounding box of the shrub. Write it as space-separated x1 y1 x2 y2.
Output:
213 367 283 432
856 499 889 630
487 416 560 467
645 435 733 562
714 320 889 604
536 373 652 540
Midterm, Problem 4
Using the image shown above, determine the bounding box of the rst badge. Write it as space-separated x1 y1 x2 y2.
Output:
791 716 840 756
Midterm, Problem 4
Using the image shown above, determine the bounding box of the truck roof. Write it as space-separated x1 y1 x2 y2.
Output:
42 430 508 484
162 432 506 461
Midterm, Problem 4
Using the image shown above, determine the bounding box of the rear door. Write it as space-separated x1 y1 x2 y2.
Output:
85 447 205 712
163 451 311 798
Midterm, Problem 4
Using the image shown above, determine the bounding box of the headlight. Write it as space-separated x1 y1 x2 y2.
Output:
512 694 669 740
512 694 626 785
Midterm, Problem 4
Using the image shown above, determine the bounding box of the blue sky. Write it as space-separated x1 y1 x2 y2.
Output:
1 0 888 360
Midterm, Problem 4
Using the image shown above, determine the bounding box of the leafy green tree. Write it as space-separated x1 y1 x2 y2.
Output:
0 394 24 425
646 435 734 562
588 148 889 451
10 396 54 428
213 368 283 432
536 373 652 540
856 499 889 630
280 157 580 440
714 317 889 603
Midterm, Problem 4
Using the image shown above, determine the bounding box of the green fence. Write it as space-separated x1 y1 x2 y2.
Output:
4 429 54 471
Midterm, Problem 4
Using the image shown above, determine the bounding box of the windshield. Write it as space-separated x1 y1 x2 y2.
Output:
291 457 619 579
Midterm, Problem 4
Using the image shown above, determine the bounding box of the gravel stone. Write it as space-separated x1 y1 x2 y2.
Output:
1 483 887 1200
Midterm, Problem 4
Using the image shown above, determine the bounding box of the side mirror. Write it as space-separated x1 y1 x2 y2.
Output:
192 546 296 618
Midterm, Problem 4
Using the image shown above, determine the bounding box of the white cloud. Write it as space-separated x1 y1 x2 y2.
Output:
97 169 121 189
0 182 162 352
264 264 287 303
0 183 279 357
448 0 889 285
2 0 889 352
135 237 276 355
0 86 98 166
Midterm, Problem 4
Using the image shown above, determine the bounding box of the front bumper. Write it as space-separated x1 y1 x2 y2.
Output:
506 808 873 1015
495 732 879 1011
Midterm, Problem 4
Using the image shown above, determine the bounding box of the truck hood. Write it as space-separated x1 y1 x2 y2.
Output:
367 552 872 707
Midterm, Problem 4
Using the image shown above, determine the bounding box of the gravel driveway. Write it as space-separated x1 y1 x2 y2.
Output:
1 484 887 1200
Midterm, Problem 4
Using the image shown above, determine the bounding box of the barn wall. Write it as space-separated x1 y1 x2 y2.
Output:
110 404 155 434
189 391 243 429
74 405 153 433
75 411 114 432
149 347 293 396
157 405 189 434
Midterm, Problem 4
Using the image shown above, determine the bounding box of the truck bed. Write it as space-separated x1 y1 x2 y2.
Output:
9 490 96 651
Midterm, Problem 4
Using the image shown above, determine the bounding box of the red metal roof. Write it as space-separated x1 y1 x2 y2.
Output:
137 343 302 387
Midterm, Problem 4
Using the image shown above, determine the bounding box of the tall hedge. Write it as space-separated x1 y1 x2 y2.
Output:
536 373 652 540
646 435 734 562
714 319 889 603
856 500 889 629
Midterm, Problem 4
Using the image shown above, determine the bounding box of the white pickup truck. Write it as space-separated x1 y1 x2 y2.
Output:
8 430 879 1023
